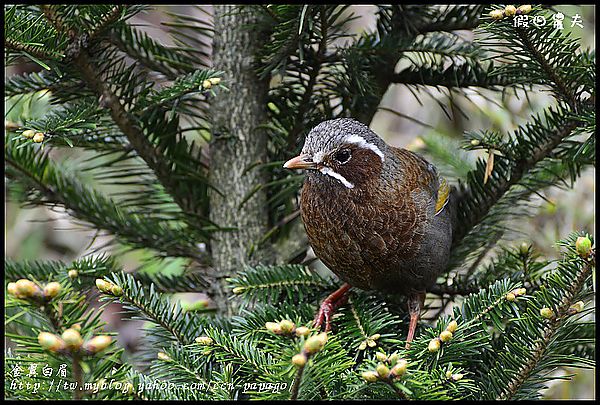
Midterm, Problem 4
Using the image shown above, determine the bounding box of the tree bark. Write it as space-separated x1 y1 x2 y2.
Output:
209 6 273 315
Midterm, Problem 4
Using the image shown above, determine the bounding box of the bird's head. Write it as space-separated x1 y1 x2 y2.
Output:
283 118 388 189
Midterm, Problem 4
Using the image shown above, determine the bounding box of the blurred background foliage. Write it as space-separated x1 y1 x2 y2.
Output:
4 4 595 399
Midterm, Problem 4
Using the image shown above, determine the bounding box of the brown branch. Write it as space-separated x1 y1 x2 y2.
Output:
5 38 64 60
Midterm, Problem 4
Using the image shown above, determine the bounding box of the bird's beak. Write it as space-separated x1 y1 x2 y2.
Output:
283 154 317 170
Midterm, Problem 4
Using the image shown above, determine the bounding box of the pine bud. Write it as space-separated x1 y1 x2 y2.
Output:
38 332 66 352
157 352 171 361
68 269 79 279
446 370 453 379
265 321 282 334
110 284 123 296
575 236 592 258
208 77 221 85
361 370 379 383
232 287 245 294
514 288 527 296
518 5 532 14
62 328 83 350
428 338 441 352
504 5 517 16
519 242 530 255
279 319 295 334
195 336 214 346
15 279 41 298
22 129 36 139
358 341 367 351
452 373 464 381
446 320 458 333
390 359 408 378
43 282 62 299
388 353 400 365
304 333 327 354
96 279 111 293
202 79 212 89
375 352 388 362
540 307 555 319
570 301 585 313
33 132 45 143
83 335 111 354
292 353 307 367
295 326 310 337
470 139 480 146
7 282 18 297
439 330 453 343
72 323 82 331
505 292 516 302
367 339 377 348
489 9 505 20
376 363 390 378
370 333 381 341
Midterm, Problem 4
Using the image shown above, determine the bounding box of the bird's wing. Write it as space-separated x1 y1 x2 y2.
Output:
391 147 450 216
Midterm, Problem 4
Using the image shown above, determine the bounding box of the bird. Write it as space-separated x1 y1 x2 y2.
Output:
283 118 455 348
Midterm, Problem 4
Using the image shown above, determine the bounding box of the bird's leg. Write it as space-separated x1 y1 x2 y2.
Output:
313 283 352 331
405 291 426 349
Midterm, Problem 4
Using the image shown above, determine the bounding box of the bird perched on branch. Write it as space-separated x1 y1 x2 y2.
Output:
283 118 456 348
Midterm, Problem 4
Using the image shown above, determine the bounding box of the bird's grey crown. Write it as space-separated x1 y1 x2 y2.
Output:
302 118 387 156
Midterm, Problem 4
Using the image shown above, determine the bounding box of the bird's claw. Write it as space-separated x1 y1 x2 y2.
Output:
313 300 334 332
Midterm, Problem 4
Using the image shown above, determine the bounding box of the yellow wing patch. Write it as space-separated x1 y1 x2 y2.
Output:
434 177 450 216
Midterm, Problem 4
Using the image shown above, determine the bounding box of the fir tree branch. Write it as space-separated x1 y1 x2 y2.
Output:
496 253 594 400
5 37 63 59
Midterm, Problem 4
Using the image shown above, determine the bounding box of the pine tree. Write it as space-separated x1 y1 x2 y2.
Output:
4 4 595 400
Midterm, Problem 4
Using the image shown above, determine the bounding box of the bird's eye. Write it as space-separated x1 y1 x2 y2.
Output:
334 149 351 164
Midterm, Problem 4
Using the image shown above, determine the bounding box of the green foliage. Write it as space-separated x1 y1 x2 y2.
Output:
4 4 594 401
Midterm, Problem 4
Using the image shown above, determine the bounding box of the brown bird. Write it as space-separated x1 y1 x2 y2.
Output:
283 118 455 348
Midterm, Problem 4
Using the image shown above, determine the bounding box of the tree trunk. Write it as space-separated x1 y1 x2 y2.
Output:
208 6 273 315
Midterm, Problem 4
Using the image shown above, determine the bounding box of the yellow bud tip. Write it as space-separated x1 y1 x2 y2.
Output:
470 139 480 146
571 301 585 313
72 323 82 331
265 322 282 334
376 363 390 378
295 326 310 337
209 77 221 85
540 307 555 319
575 236 592 258
388 353 400 365
43 282 62 299
504 5 517 16
518 5 532 14
358 341 367 351
202 80 212 89
110 285 123 296
506 292 516 302
428 338 441 352
83 335 113 353
68 269 79 279
304 333 327 354
370 333 381 340
361 370 379 383
292 353 307 367
157 352 171 361
38 332 66 352
15 279 41 298
519 242 529 255
96 279 110 292
391 359 408 378
367 339 377 347
375 352 388 362
62 328 83 349
439 330 453 342
7 282 18 297
279 319 295 334
490 9 505 20
195 336 214 346
515 288 527 296
232 287 245 294
452 373 464 381
22 129 36 139
446 320 458 333
33 132 45 143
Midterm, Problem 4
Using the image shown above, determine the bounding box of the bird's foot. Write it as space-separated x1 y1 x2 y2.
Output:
405 291 426 349
313 283 352 332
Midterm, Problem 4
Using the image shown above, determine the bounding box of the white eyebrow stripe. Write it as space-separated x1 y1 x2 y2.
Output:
319 167 354 189
313 150 325 164
344 134 385 162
